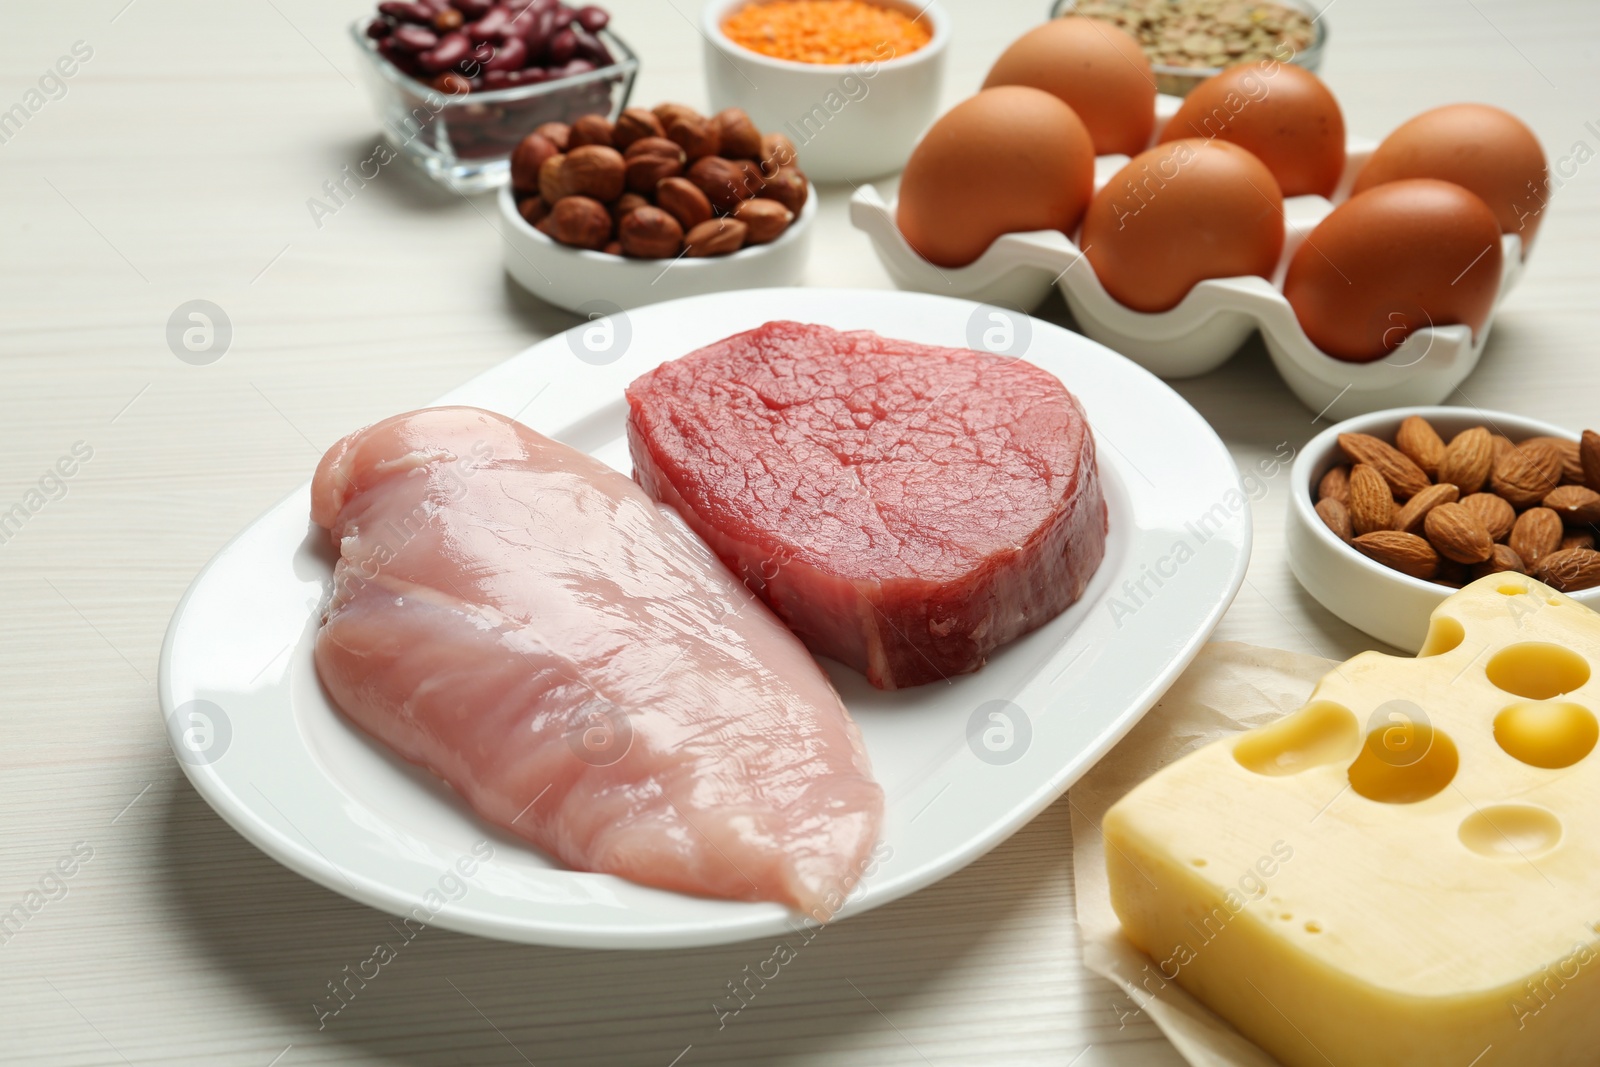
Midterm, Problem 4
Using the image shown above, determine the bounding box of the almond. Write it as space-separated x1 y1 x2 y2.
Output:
1544 484 1600 526
1438 427 1494 494
1459 492 1515 542
1471 543 1526 579
1395 416 1446 477
1509 507 1564 567
1435 559 1471 588
1347 463 1395 535
1490 434 1516 464
1315 498 1352 542
1317 464 1350 506
1563 531 1596 552
1533 548 1600 592
1391 482 1458 535
1492 441 1563 507
1351 531 1439 580
1338 433 1430 500
1582 430 1600 493
1525 435 1585 484
1424 502 1493 564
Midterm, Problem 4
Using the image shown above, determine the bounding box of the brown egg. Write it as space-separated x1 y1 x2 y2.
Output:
1284 179 1503 363
1080 139 1284 314
1353 104 1548 249
983 17 1155 157
1161 63 1345 198
896 86 1096 269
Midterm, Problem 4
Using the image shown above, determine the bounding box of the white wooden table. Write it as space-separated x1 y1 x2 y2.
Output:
2 0 1595 1063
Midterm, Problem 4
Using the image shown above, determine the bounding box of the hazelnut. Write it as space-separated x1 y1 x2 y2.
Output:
760 132 798 173
715 108 763 160
603 240 624 256
510 133 560 196
534 122 571 152
688 156 758 214
624 136 686 162
623 139 685 194
655 177 713 231
684 217 747 257
433 8 464 31
610 192 651 223
568 113 614 149
547 196 613 250
666 114 721 161
561 144 626 202
612 108 665 150
538 153 567 204
517 195 550 227
734 197 793 244
652 102 702 128
619 206 685 258
759 167 808 214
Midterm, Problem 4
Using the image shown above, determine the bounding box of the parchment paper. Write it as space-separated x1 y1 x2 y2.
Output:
1069 641 1335 1067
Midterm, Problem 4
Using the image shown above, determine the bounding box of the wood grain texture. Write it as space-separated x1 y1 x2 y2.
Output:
0 0 1595 1063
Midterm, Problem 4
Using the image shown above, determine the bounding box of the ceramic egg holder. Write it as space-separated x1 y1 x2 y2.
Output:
850 95 1527 421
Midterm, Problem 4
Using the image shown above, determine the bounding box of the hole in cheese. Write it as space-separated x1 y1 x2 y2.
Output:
1497 582 1528 596
1459 804 1563 858
1486 642 1591 700
1494 701 1599 769
1418 615 1465 657
1233 701 1360 777
1347 723 1459 803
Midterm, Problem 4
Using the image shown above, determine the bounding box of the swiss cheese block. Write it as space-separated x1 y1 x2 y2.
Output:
1104 574 1600 1067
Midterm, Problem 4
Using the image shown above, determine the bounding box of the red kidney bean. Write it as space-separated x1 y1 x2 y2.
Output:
557 58 595 76
365 18 391 38
420 0 450 12
547 27 577 65
418 30 470 71
575 5 607 32
454 0 493 15
467 6 509 41
481 68 513 89
555 5 575 22
391 24 440 51
569 25 609 64
376 36 422 73
482 35 527 70
378 1 433 23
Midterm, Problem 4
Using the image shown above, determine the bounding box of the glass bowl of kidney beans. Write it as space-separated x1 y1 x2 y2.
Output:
351 0 637 191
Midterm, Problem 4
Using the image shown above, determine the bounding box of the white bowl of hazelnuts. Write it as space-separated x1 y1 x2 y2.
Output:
496 102 816 313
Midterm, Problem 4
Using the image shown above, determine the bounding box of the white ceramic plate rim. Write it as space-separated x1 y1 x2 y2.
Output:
158 288 1250 949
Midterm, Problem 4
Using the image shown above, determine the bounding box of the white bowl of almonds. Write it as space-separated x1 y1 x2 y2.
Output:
1288 407 1600 652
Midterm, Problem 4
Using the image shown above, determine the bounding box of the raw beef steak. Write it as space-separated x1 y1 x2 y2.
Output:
625 322 1108 689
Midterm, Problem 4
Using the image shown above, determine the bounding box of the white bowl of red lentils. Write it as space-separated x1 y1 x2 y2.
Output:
701 0 950 181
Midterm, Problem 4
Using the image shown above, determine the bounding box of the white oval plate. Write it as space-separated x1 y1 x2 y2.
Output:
158 288 1249 949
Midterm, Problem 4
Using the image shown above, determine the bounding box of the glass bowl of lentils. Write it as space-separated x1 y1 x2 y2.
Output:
351 0 639 191
1049 0 1325 97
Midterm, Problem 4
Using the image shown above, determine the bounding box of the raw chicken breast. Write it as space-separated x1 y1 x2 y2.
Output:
310 407 882 914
